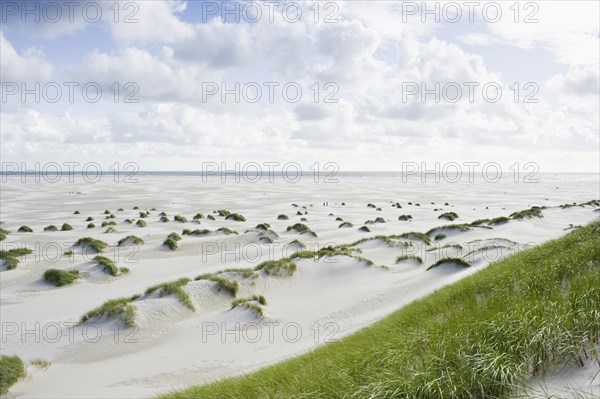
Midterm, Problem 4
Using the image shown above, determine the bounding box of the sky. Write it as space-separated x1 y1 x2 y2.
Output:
0 0 599 172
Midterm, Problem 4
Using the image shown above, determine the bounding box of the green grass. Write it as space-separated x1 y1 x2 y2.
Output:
219 268 257 279
117 235 144 246
44 225 58 231
434 233 446 241
161 222 600 399
0 227 8 241
94 255 119 276
74 210 80 214
74 237 109 253
145 278 195 311
0 355 26 395
510 206 543 220
80 295 139 328
286 223 317 237
101 221 117 227
217 210 231 217
87 223 95 229
438 211 459 221
0 247 32 269
256 223 271 230
174 215 188 223
289 239 306 249
195 274 238 296
160 216 170 222
339 222 353 228
254 258 297 276
398 215 413 221
168 232 182 241
425 224 471 237
398 231 431 245
277 214 289 220
30 358 51 370
193 213 204 220
225 213 246 222
139 211 150 218
164 238 178 250
136 219 147 227
217 227 238 235
86 216 94 221
43 269 80 286
231 295 267 308
207 214 215 220
426 257 471 270
182 229 211 236
395 255 423 264
18 225 33 232
358 226 371 232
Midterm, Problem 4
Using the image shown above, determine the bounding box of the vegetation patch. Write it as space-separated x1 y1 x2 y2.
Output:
117 235 144 246
358 226 371 232
286 223 317 237
80 295 139 328
425 224 471 237
255 258 297 276
145 278 195 311
217 227 238 235
87 223 95 229
193 213 204 220
194 274 238 296
164 238 178 250
136 219 147 227
427 257 471 270
0 355 26 395
174 215 188 223
18 225 33 232
30 359 51 370
510 206 543 220
395 255 423 264
438 212 459 221
74 237 109 253
398 231 431 245
398 215 413 221
44 225 58 231
226 213 246 222
43 269 79 287
0 227 8 241
183 229 211 236
339 222 353 228
277 214 289 220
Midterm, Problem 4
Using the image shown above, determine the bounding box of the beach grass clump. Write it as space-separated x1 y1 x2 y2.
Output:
136 219 147 227
164 238 178 250
74 237 109 253
162 223 600 399
217 210 231 217
64 250 74 257
434 233 446 241
101 221 117 227
426 257 471 270
217 227 238 235
231 295 267 308
160 216 170 222
145 278 194 311
510 206 543 220
398 231 432 245
339 222 353 228
277 214 289 220
396 255 423 264
488 216 510 225
0 247 32 270
286 223 317 237
74 210 80 214
30 359 51 370
225 213 246 222
256 223 271 231
398 215 413 221
358 226 371 232
231 297 266 318
86 217 94 221
195 274 238 296
425 224 471 237
207 214 215 221
193 213 204 220
104 227 116 233
0 227 8 241
183 229 211 236
117 235 144 246
80 295 139 328
288 239 306 249
18 225 33 233
254 258 297 276
139 211 150 218
44 225 58 231
438 211 459 221
43 269 80 287
174 215 188 223
94 255 120 276
87 223 95 229
0 355 26 395
219 268 258 279
104 210 111 214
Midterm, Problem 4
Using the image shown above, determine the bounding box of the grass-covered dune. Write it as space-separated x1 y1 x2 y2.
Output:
160 222 600 399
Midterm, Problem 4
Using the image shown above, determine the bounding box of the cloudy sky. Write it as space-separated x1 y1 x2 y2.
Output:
1 1 598 172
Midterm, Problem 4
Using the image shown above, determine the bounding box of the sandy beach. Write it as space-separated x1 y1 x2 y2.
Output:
1 173 598 398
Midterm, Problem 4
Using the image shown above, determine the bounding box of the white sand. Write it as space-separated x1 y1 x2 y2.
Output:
1 173 598 398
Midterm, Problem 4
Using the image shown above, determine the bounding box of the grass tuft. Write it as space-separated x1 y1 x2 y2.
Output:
117 235 144 246
80 296 138 328
427 257 471 270
0 355 26 395
145 278 195 311
286 223 317 237
74 237 109 253
18 225 33 233
254 259 297 276
395 255 423 264
44 225 58 231
510 207 543 220
43 269 80 286
225 213 246 222
195 274 238 296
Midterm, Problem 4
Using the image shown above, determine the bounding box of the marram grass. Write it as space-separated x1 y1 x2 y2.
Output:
159 222 600 399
